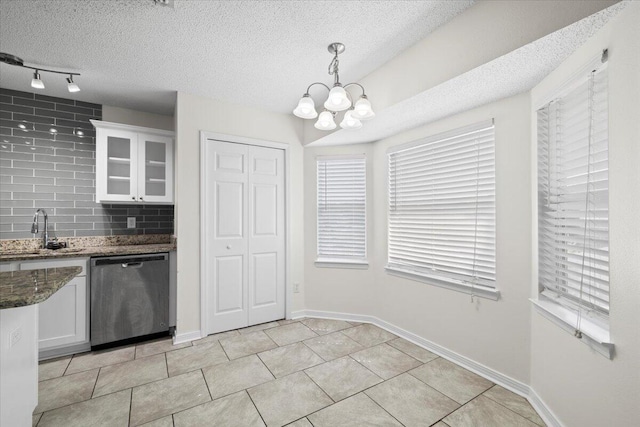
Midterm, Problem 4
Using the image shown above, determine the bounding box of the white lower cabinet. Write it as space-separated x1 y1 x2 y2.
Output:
18 258 89 359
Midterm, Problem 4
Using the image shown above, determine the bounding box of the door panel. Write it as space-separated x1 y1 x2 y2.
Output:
253 157 277 175
252 252 278 307
253 184 277 236
204 140 285 334
217 152 245 172
215 256 245 313
216 182 244 238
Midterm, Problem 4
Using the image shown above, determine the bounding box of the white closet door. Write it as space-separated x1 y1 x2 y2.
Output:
206 141 249 333
204 140 285 334
248 145 285 325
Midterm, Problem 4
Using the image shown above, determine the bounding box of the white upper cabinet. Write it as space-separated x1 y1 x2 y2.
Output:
92 120 174 204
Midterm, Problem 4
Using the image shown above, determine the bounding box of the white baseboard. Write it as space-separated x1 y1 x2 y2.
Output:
295 309 563 427
173 330 201 345
528 387 563 427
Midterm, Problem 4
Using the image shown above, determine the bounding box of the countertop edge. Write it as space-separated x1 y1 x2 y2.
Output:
0 243 176 262
0 267 82 310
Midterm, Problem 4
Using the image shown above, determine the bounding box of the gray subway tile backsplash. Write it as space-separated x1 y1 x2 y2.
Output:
0 88 174 239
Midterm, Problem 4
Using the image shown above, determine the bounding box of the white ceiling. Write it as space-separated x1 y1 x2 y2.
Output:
0 0 474 116
309 2 628 146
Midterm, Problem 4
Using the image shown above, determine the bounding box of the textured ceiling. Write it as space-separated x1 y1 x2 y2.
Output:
0 0 474 115
309 1 627 146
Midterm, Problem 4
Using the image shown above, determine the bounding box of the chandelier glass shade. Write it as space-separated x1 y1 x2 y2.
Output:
293 43 374 131
293 95 318 119
314 110 337 130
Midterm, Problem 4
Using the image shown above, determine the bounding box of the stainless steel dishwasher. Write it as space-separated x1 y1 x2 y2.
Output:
90 253 169 348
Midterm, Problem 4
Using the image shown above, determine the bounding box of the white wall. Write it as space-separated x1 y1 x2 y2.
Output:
174 92 304 336
304 92 534 384
102 105 175 131
303 143 377 316
529 3 640 426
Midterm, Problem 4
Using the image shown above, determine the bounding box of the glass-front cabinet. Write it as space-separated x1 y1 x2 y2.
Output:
92 121 174 204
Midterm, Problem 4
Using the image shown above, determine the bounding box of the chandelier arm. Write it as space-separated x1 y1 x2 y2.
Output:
344 89 354 106
305 82 331 95
343 83 366 97
20 64 80 76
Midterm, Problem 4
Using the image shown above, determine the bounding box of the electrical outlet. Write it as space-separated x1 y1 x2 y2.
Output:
127 217 136 228
10 327 22 347
293 283 300 293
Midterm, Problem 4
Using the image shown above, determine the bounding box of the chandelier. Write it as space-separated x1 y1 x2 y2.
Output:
0 52 81 92
293 43 374 131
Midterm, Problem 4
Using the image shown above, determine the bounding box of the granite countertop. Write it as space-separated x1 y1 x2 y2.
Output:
0 234 176 262
0 243 176 262
0 267 82 309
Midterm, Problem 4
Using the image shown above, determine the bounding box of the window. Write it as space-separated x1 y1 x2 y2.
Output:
387 120 497 298
537 66 610 325
316 156 367 267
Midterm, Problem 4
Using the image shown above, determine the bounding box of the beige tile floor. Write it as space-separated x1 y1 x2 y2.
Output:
33 318 546 427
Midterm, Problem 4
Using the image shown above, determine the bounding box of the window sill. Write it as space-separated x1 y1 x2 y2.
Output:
384 266 500 301
530 297 614 359
315 259 369 269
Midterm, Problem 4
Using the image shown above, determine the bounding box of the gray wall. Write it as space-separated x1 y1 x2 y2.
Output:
0 88 174 239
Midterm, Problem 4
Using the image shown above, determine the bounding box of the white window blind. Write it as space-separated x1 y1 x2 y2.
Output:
387 120 496 290
537 66 609 316
317 156 366 262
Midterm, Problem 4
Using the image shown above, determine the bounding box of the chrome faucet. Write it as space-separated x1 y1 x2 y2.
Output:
31 208 49 248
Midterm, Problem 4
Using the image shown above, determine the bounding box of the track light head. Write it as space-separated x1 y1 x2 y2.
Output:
66 75 80 93
31 70 44 89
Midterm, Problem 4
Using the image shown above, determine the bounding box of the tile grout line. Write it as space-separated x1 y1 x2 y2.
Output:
164 352 169 378
301 370 336 404
217 337 232 361
301 340 328 362
478 390 545 426
90 367 101 399
255 352 278 380
244 389 269 426
200 368 214 401
366 393 410 427
386 337 440 364
127 388 134 427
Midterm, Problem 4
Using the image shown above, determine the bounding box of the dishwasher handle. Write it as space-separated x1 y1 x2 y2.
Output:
121 262 143 268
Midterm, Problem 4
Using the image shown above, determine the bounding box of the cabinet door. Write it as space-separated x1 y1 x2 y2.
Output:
137 133 174 203
37 276 87 349
19 259 88 351
96 129 139 203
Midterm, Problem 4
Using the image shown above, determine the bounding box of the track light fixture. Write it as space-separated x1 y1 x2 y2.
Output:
293 43 375 131
31 70 44 89
66 75 80 93
0 52 81 93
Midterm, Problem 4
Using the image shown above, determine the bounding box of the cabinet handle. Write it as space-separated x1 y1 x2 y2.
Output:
131 196 136 200
139 196 143 201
